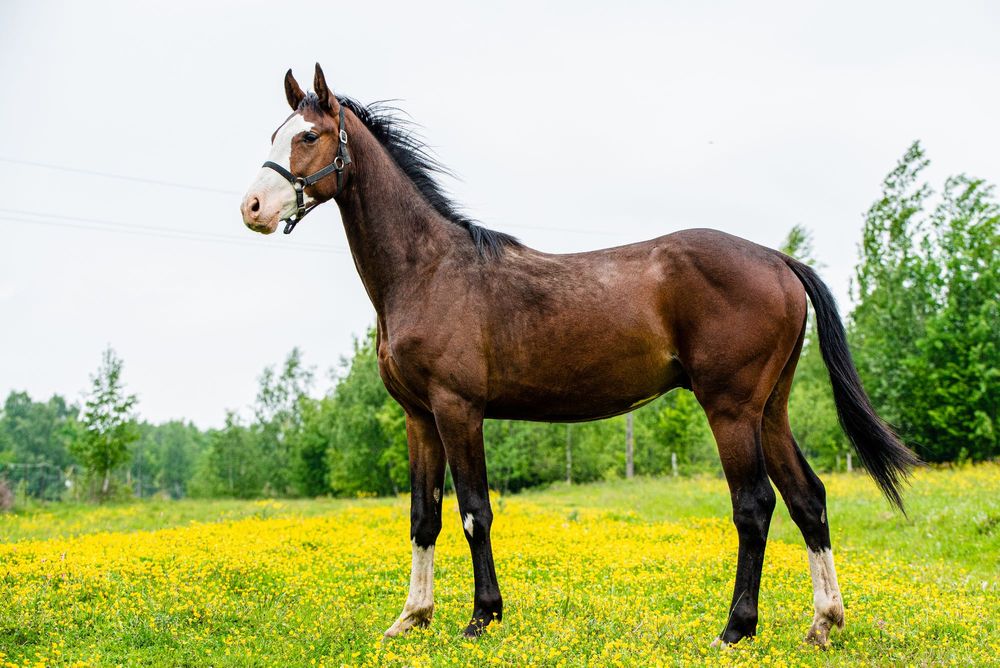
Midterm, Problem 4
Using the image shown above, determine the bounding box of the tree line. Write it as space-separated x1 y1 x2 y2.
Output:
1 142 996 504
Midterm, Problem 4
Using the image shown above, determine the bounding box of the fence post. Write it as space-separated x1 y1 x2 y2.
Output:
625 413 634 479
671 452 678 477
565 424 572 485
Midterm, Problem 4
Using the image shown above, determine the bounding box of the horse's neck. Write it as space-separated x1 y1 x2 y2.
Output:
334 125 454 312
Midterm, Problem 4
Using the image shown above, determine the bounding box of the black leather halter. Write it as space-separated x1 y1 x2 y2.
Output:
262 104 351 234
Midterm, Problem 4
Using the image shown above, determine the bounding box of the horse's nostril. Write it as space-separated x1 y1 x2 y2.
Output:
250 197 261 214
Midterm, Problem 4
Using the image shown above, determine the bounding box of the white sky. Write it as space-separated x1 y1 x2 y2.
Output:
1 1 998 428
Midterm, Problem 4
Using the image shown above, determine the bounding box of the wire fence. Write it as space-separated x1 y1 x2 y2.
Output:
0 462 79 503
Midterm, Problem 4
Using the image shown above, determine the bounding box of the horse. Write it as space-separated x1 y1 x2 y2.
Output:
240 64 918 648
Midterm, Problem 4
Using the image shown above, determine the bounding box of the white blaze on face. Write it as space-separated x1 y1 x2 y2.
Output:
245 114 316 222
384 539 435 636
808 547 845 629
463 513 475 538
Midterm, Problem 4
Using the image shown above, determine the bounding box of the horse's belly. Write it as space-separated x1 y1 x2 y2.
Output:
483 354 688 422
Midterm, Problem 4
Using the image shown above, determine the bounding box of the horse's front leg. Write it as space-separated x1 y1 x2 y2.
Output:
384 411 446 637
431 392 502 637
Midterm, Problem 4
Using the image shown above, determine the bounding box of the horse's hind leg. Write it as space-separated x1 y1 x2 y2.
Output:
761 341 845 647
699 394 777 646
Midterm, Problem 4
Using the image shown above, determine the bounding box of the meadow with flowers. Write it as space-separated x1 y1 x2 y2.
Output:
1 464 997 667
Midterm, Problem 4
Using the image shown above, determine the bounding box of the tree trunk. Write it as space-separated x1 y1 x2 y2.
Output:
101 470 110 500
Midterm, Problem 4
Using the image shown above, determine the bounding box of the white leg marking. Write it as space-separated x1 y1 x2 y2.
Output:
384 540 435 637
806 547 845 646
463 513 475 538
433 487 441 504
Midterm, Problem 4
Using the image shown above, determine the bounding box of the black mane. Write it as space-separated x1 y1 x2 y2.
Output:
299 93 520 258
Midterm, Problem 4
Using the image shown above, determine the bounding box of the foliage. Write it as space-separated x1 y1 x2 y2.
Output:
318 331 407 496
0 392 79 500
254 347 314 495
128 421 208 499
636 390 716 472
289 397 335 497
851 142 999 461
69 347 139 501
191 412 267 499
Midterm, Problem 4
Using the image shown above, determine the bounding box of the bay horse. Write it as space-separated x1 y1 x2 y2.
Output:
240 64 918 648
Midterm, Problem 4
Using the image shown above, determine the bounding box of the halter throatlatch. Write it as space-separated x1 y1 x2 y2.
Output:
263 104 351 234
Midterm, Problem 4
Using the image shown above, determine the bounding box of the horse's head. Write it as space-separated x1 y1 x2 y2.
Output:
241 64 349 235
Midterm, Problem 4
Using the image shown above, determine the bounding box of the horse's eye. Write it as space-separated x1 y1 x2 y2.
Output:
303 132 319 144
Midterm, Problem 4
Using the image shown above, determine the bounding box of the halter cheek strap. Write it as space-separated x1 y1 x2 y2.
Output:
263 104 351 234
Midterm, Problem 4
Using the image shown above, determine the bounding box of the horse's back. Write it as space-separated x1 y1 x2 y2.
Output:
465 228 804 420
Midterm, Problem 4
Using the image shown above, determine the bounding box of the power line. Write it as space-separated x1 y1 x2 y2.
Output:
0 212 351 255
0 155 622 238
0 206 345 249
1 207 624 258
0 156 242 196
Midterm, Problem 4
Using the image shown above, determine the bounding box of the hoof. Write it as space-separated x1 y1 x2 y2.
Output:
713 632 752 648
462 612 500 639
805 606 845 648
383 606 433 638
716 615 757 647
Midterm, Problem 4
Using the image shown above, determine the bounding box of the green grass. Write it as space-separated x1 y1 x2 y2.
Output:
522 463 1000 580
0 464 997 667
0 496 393 542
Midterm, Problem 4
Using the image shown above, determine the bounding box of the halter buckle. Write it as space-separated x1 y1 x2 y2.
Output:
340 129 349 144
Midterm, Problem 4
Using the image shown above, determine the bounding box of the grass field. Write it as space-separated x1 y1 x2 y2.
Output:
0 464 997 667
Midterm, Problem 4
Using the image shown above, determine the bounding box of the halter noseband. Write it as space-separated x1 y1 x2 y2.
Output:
262 104 351 234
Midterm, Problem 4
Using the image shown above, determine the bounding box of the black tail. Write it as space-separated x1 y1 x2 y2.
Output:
782 256 920 511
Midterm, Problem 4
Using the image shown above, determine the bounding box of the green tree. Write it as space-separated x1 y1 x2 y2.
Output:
902 175 998 459
0 391 79 499
851 142 936 430
158 421 207 498
128 420 208 498
192 412 267 498
634 391 716 474
319 330 407 496
851 142 999 461
71 347 139 501
484 420 566 492
255 348 314 495
289 397 334 497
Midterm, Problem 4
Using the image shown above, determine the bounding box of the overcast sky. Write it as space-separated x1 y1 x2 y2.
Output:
1 1 998 428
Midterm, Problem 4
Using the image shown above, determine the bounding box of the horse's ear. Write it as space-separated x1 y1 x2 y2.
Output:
314 62 336 112
284 69 305 111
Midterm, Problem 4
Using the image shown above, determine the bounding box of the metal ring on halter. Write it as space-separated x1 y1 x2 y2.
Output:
333 156 346 170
